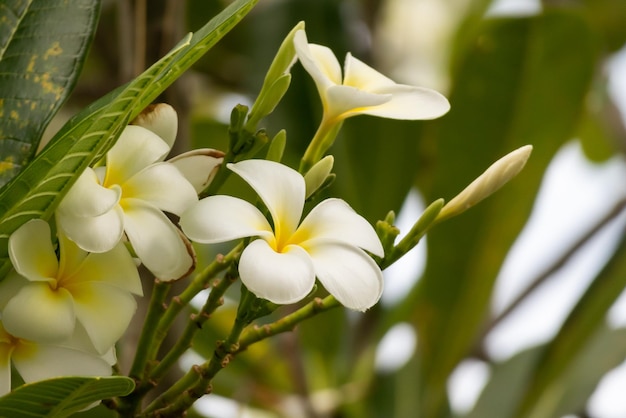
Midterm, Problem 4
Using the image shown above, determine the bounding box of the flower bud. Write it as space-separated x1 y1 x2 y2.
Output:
246 21 305 128
436 145 533 222
304 155 334 198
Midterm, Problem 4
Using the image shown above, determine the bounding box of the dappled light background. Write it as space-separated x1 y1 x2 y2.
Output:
64 0 626 417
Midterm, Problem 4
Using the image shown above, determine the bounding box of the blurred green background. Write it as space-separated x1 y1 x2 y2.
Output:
63 0 626 417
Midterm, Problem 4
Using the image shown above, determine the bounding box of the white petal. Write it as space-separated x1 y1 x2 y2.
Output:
228 160 305 239
70 282 137 354
293 30 341 88
123 199 193 281
180 195 273 244
56 228 88 280
343 53 396 91
71 242 143 296
13 343 112 384
132 103 178 148
348 84 450 120
324 85 390 122
58 168 120 217
239 239 315 304
169 149 224 193
296 198 384 257
105 125 170 186
123 162 198 215
57 204 125 253
307 242 383 311
2 283 75 343
8 219 58 282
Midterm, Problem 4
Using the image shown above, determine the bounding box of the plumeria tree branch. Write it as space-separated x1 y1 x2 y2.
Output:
236 295 341 351
148 262 240 382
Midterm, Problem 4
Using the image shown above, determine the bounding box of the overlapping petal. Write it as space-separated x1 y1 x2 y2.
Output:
343 53 396 90
239 239 315 304
104 125 170 186
123 162 198 215
59 168 121 217
184 159 384 310
306 242 383 311
228 160 305 240
350 84 451 120
70 282 137 354
71 242 142 295
57 204 125 253
8 219 57 282
295 198 384 257
293 31 341 88
123 199 193 280
181 195 273 244
324 85 390 122
13 344 112 385
294 28 450 123
132 103 178 148
2 284 75 343
169 149 224 193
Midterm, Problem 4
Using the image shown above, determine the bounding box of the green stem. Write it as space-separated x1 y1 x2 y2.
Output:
142 314 249 417
236 295 340 352
149 267 239 381
129 281 171 378
299 118 342 173
382 198 444 269
116 280 171 415
141 295 341 417
150 243 242 356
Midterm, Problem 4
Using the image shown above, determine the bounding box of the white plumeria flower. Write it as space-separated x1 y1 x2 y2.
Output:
0 321 113 396
0 219 142 354
293 29 450 124
56 104 223 280
180 159 384 311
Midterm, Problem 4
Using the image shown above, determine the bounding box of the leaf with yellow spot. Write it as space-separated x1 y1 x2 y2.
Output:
0 0 259 280
0 0 102 187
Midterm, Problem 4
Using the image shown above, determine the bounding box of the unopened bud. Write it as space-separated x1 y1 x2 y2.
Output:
304 155 334 198
436 145 533 222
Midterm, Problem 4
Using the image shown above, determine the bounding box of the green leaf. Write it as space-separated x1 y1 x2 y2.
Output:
403 11 596 417
0 0 101 187
0 376 133 418
0 0 259 277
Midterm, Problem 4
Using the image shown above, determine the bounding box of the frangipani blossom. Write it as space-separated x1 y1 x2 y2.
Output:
180 159 384 311
56 104 223 280
293 29 450 169
0 322 113 396
293 30 450 123
0 219 142 354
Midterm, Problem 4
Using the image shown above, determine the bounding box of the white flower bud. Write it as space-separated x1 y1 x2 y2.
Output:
437 145 533 222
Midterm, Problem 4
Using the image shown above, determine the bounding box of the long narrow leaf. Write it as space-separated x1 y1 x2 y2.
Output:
0 376 133 418
0 0 259 277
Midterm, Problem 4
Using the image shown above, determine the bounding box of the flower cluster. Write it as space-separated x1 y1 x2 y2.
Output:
0 104 222 393
0 23 531 406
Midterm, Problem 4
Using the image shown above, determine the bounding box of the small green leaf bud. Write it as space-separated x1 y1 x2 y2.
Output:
304 155 334 198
